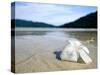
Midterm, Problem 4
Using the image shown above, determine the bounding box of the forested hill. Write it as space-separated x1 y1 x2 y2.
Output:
11 19 54 28
60 12 97 28
11 12 97 28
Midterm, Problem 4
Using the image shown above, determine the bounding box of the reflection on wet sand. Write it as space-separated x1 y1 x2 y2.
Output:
13 31 97 73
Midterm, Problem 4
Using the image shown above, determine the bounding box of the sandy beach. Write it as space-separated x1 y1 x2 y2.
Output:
12 30 97 73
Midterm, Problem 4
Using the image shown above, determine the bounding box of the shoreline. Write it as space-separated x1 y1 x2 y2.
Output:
13 31 97 73
12 28 97 32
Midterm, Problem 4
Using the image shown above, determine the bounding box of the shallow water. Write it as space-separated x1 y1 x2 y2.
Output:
12 30 97 73
16 31 97 42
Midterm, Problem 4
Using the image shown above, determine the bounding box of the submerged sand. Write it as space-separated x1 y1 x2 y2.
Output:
13 31 97 73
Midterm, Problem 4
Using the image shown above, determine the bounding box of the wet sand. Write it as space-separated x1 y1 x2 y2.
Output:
13 31 97 73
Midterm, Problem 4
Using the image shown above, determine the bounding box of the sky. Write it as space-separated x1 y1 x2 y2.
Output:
11 2 97 26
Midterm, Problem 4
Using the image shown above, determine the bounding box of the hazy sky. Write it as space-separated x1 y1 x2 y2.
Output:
12 2 97 26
